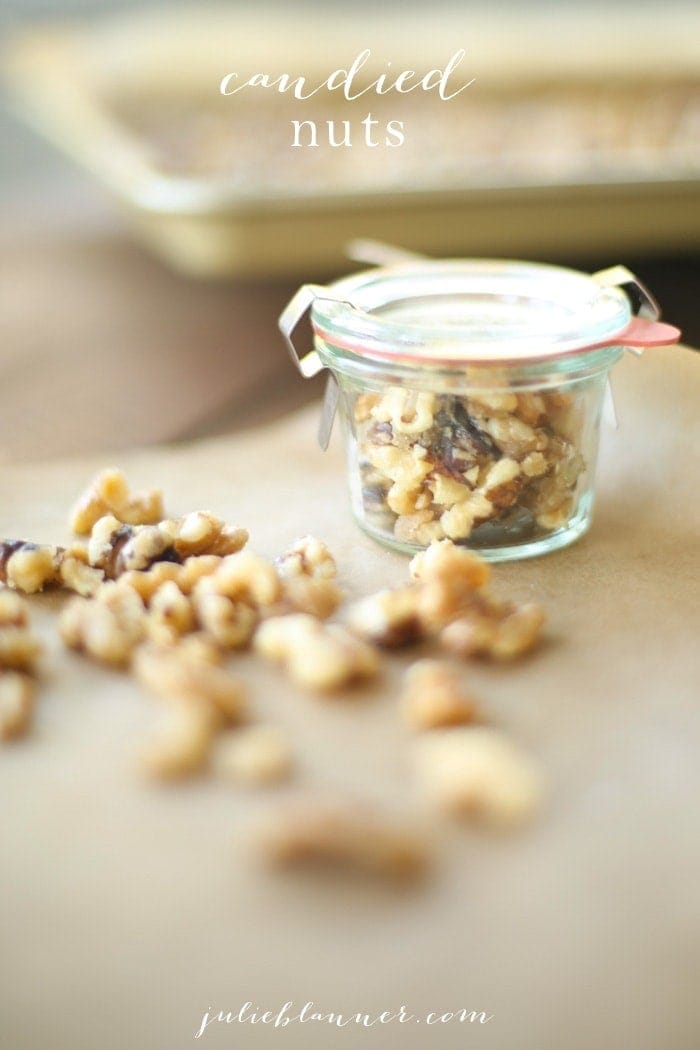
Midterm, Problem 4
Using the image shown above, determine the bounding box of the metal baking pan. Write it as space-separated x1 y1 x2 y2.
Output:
4 5 700 277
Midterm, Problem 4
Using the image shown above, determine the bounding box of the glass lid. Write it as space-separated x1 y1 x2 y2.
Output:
310 259 632 364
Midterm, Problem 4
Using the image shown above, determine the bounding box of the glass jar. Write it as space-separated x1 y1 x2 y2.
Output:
280 259 680 561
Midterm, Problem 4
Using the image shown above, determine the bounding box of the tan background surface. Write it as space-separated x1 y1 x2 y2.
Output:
1 346 699 1050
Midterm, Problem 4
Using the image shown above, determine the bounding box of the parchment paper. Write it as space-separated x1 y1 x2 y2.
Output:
0 347 698 1050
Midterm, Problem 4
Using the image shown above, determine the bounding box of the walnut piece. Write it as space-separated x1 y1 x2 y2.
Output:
192 592 258 649
400 660 479 730
275 536 336 580
140 702 217 780
0 589 28 627
0 628 42 672
196 550 281 607
0 541 61 593
440 597 545 661
133 643 247 725
70 468 163 535
345 586 424 648
59 584 146 666
276 576 343 620
0 672 35 740
255 614 379 692
414 727 544 827
88 514 247 580
212 726 293 786
58 548 105 597
145 581 196 643
409 538 491 590
256 798 428 880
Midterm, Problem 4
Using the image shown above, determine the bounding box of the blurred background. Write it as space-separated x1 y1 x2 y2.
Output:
1 0 698 462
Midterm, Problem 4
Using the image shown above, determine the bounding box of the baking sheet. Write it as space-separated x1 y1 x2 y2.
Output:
1 345 699 1050
4 5 700 276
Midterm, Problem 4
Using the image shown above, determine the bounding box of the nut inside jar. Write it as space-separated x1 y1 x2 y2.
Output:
349 383 590 553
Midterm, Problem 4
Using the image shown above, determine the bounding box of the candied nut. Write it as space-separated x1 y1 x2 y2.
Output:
0 672 35 740
115 562 183 603
141 702 216 780
58 554 104 597
367 444 432 490
133 644 247 724
172 512 247 559
521 452 548 478
345 587 424 647
400 660 479 730
198 550 281 607
275 536 336 580
173 631 224 665
193 593 257 649
429 474 473 507
69 469 163 535
0 590 28 627
394 510 444 546
278 576 343 620
353 392 380 424
0 627 42 673
515 393 547 426
483 416 544 459
146 581 196 642
207 525 249 558
177 555 222 594
414 727 544 827
371 387 436 436
467 391 519 417
255 614 379 692
256 798 428 880
88 516 179 579
212 726 293 786
409 539 490 590
0 540 61 593
535 502 574 531
440 598 545 661
59 585 145 666
440 493 493 541
173 511 222 556
481 458 521 509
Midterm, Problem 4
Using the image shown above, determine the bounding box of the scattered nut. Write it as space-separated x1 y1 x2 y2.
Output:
0 540 61 593
414 727 544 827
59 584 145 666
0 672 35 740
70 468 163 535
141 702 217 780
192 592 257 649
146 580 196 643
275 536 337 580
255 614 379 692
0 628 42 672
345 586 424 647
0 589 28 627
58 552 105 597
212 726 293 786
440 598 545 661
277 576 343 620
400 660 479 730
256 798 428 880
133 643 247 725
197 550 281 607
409 538 490 590
172 512 247 559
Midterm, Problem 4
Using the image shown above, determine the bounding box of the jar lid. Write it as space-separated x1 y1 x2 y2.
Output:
310 259 634 365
